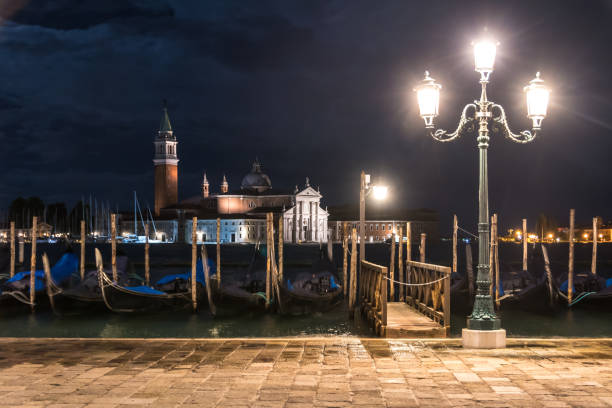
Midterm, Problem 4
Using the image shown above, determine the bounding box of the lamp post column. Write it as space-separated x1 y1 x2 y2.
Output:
359 171 366 263
467 98 500 330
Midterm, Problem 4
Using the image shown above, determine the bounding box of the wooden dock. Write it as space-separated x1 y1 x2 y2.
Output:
385 302 447 338
357 260 450 338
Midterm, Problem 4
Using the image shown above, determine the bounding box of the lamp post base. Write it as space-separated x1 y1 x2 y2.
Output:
462 328 506 349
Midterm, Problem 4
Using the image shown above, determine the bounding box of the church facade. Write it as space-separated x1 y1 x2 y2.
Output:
151 106 329 243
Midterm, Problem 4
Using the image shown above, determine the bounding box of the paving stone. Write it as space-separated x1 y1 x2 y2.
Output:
0 338 609 407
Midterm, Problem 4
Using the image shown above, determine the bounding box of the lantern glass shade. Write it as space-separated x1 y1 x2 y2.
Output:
473 39 497 73
525 72 549 120
372 185 388 200
415 71 441 119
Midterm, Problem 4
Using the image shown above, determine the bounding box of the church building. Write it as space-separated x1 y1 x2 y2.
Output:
151 105 329 243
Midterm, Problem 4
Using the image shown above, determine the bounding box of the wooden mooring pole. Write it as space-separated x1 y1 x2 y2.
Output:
201 243 215 315
389 231 395 301
342 222 348 297
592 216 598 275
349 227 357 311
278 216 283 282
568 209 575 305
398 226 404 302
144 223 150 286
29 216 38 311
216 218 221 288
265 213 271 310
452 215 458 273
406 222 411 300
522 218 528 271
419 233 426 263
191 217 197 311
9 221 14 278
489 215 495 298
494 214 500 307
466 242 474 297
80 220 85 280
111 214 117 281
18 236 24 265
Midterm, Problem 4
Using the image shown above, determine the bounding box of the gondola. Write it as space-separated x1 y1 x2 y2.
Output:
97 248 213 313
279 242 342 315
543 245 612 308
216 242 268 308
0 248 78 311
45 254 130 315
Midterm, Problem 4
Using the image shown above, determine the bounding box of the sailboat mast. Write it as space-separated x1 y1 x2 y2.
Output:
134 191 137 236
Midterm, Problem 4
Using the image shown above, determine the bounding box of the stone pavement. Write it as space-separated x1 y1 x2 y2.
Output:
0 338 610 407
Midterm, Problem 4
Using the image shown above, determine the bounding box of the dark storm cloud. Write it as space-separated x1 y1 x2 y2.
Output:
0 0 611 232
4 0 174 30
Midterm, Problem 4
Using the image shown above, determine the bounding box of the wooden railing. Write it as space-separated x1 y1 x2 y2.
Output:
405 260 451 333
358 260 388 336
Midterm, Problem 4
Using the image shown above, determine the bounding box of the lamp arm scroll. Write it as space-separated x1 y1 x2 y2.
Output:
429 103 477 142
491 104 539 144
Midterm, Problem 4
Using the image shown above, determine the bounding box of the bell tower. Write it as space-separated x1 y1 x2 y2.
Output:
202 173 209 198
153 103 179 215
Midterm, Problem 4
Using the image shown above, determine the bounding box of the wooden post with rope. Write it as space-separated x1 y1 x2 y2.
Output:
29 216 37 311
398 226 404 302
265 213 271 310
9 221 14 278
111 214 117 282
522 218 528 271
389 231 395 301
191 217 197 312
201 243 216 315
568 209 575 305
452 215 458 273
592 216 598 275
349 227 357 311
80 220 85 280
406 222 412 301
216 218 221 288
419 233 426 263
144 223 150 286
342 222 348 298
278 216 284 282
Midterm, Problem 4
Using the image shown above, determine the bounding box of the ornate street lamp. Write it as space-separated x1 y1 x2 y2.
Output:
416 35 550 347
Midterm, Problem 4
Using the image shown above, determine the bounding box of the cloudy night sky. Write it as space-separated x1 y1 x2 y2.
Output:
0 0 610 232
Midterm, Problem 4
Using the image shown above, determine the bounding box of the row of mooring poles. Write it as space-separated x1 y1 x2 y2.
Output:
450 209 603 309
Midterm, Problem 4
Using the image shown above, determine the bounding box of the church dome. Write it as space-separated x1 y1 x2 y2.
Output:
241 160 272 193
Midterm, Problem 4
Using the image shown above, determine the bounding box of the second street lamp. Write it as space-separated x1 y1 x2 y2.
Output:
415 34 550 348
359 171 388 263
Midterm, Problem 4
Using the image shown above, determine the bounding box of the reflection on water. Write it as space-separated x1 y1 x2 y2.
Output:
0 305 369 338
0 304 610 338
451 307 612 337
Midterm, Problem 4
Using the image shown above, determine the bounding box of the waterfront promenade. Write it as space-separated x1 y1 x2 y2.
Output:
0 338 610 407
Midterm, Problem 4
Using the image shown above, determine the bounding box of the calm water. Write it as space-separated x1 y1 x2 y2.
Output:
1 242 610 338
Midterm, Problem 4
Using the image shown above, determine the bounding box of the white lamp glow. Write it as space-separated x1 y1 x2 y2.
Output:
372 185 388 200
415 71 441 128
473 38 497 74
524 72 550 129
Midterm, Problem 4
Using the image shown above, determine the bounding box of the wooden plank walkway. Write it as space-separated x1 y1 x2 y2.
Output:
385 302 447 338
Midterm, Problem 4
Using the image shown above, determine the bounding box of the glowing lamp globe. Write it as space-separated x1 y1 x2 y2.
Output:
372 185 388 200
415 71 441 128
473 39 497 74
524 72 550 129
